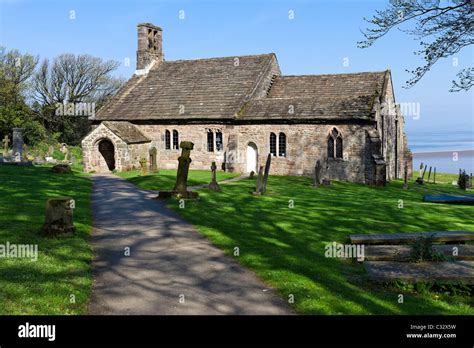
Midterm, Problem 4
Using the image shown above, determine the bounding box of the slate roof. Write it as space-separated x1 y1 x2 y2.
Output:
94 53 388 122
95 54 275 121
239 73 386 120
103 121 150 144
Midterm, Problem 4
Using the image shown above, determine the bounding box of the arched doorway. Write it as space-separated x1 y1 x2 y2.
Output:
98 139 115 171
246 142 258 173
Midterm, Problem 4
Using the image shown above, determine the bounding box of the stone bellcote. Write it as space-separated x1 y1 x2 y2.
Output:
136 23 163 70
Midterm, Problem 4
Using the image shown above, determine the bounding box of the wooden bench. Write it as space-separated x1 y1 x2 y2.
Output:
364 245 474 261
365 261 474 284
423 194 474 205
349 231 474 245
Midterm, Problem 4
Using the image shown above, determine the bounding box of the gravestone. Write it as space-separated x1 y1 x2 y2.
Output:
208 161 221 192
173 141 194 196
249 171 255 179
139 158 148 175
52 164 72 174
63 147 70 162
253 166 264 195
261 154 272 194
458 170 470 190
416 164 427 185
2 135 10 157
41 197 75 237
313 160 322 187
149 147 158 172
403 162 408 189
12 128 23 163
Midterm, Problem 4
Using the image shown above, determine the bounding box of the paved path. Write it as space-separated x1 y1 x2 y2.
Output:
88 174 291 315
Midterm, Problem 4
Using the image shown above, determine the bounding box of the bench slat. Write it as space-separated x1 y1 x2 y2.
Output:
350 231 474 245
365 261 474 284
364 245 474 261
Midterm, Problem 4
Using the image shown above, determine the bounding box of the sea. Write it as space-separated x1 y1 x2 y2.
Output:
409 130 474 174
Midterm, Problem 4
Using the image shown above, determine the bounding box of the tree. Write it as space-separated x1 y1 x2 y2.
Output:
358 0 473 91
0 47 44 145
32 54 124 144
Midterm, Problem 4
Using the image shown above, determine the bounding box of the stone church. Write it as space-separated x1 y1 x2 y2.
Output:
82 22 412 184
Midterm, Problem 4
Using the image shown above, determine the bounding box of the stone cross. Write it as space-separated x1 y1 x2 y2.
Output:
403 162 408 189
173 141 194 196
208 161 221 192
139 157 148 176
261 154 272 194
2 135 9 156
12 128 24 162
313 160 322 187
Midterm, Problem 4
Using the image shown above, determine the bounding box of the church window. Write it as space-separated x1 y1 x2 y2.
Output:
216 131 223 151
270 132 277 156
207 130 214 152
165 130 171 150
172 130 179 150
328 127 343 159
278 132 286 157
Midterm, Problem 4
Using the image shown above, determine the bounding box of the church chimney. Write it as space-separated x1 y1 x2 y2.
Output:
136 23 163 70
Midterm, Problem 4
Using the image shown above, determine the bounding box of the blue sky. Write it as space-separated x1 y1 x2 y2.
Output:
1 0 472 150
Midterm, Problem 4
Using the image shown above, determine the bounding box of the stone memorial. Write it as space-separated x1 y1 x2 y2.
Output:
2 135 10 157
253 166 264 195
208 161 221 192
403 162 408 189
41 197 75 237
261 154 272 194
149 147 158 172
313 160 322 187
156 141 198 199
12 128 23 163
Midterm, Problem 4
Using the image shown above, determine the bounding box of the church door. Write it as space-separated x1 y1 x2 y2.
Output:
98 139 115 171
246 142 258 173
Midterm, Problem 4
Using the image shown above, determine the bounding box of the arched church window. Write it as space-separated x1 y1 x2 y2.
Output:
207 130 214 152
270 132 277 156
327 127 343 159
278 132 286 157
216 131 223 151
172 130 179 150
165 130 171 150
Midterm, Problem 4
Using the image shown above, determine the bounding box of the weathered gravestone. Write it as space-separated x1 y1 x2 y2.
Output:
173 141 194 195
41 197 75 237
12 128 23 162
51 164 72 174
313 160 322 187
253 166 264 195
253 154 272 195
261 154 272 194
139 157 148 175
208 161 221 192
458 170 470 190
149 147 158 172
403 162 408 189
416 164 427 185
2 135 10 157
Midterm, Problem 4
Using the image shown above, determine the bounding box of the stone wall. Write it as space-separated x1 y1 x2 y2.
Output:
134 123 372 183
81 123 150 172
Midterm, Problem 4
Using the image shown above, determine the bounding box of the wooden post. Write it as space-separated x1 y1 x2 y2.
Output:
427 166 432 183
433 167 436 184
403 162 408 189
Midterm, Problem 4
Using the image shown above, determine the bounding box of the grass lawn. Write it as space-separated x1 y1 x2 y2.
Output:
117 169 240 191
150 173 473 315
0 165 93 314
